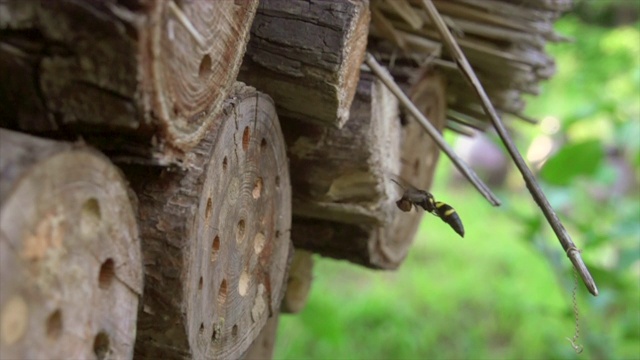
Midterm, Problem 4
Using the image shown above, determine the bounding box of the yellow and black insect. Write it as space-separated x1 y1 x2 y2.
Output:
391 179 464 237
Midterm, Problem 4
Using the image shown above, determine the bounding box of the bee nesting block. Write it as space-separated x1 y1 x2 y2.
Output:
126 84 292 360
0 129 142 359
0 0 258 160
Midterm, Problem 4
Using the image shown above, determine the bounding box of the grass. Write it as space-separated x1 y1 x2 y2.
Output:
273 172 617 360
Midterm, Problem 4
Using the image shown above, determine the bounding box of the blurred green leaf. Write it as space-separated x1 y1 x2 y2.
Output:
540 140 605 185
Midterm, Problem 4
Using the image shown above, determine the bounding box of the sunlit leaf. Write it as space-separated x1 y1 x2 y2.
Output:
540 140 605 186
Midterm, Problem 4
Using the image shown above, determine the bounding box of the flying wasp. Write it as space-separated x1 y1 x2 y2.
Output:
390 179 464 238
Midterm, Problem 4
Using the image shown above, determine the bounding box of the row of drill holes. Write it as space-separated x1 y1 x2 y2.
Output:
200 279 235 341
81 199 116 290
46 310 110 360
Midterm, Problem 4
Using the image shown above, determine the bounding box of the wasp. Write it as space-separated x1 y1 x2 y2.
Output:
391 179 464 237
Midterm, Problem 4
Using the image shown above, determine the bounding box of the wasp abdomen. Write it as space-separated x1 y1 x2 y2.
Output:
435 201 465 237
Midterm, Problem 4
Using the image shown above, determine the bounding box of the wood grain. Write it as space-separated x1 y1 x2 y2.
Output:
128 84 292 359
239 0 370 127
0 129 142 360
0 0 258 159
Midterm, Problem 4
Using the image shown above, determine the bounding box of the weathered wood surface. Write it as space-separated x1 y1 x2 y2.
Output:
0 129 142 360
285 71 402 268
280 250 314 314
0 0 257 160
239 0 370 128
288 69 447 268
127 84 292 360
241 312 280 360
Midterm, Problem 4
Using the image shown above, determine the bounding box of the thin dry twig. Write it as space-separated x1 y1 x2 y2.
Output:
420 0 598 296
168 0 206 48
364 53 501 207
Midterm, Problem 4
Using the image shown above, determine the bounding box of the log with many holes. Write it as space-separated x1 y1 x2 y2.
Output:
126 84 292 360
0 0 257 160
0 129 142 359
286 69 446 269
238 0 370 128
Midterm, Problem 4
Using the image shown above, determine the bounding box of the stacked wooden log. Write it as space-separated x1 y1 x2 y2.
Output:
0 129 142 359
0 0 257 160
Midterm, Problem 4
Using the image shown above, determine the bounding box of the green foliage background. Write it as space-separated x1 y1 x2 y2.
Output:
274 13 640 360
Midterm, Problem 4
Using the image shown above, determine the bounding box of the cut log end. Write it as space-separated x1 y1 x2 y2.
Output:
130 84 292 359
0 130 142 360
0 0 258 159
239 0 370 127
152 0 259 150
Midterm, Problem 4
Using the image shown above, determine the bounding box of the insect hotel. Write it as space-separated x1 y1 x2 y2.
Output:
0 0 593 359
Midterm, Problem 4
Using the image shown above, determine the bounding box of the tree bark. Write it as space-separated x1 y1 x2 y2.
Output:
0 129 142 360
127 84 292 360
0 0 257 160
239 0 370 128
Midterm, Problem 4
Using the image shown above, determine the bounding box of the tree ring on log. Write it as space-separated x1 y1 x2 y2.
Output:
150 1 259 149
0 130 142 360
0 1 257 159
130 84 292 359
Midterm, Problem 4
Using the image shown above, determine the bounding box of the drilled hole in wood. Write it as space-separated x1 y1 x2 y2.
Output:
205 198 212 220
173 103 180 117
242 126 250 151
260 138 267 150
81 198 101 237
1 296 28 345
211 329 218 341
275 176 280 188
254 232 266 255
236 220 245 243
218 279 228 306
222 156 228 171
46 309 62 340
98 258 115 289
275 230 281 239
238 268 250 297
198 54 212 79
198 276 203 290
252 177 263 199
93 331 110 360
211 235 220 262
232 324 238 337
199 323 204 336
